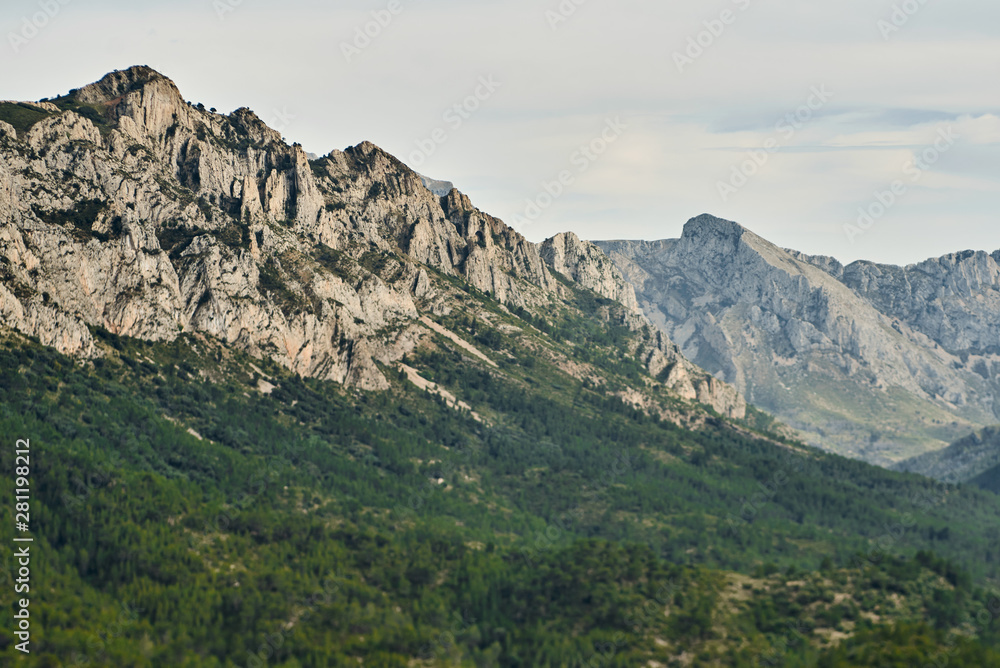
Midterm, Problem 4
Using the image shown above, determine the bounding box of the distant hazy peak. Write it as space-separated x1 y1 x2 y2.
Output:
681 213 747 239
418 174 455 198
590 212 1000 464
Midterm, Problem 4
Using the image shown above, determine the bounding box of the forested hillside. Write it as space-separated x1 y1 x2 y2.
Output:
1 289 999 665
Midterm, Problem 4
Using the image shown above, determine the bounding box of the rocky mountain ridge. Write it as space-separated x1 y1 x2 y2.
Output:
0 66 743 417
596 215 1000 463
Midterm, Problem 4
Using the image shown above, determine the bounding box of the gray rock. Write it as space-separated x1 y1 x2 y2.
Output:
0 66 745 418
596 214 1000 464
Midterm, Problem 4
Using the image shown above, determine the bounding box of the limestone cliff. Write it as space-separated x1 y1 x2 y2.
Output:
540 232 640 313
0 66 743 418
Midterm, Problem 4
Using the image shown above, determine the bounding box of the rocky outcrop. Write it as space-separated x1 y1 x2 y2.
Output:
0 66 746 419
0 66 543 390
597 215 1000 464
839 252 1000 356
540 232 640 312
640 329 747 419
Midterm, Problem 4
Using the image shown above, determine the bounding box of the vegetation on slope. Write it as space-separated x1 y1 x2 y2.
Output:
0 256 998 665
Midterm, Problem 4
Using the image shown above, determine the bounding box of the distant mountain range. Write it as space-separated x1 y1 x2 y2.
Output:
597 217 1000 465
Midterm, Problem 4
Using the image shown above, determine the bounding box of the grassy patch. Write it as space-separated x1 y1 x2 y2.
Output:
52 96 113 135
0 102 53 137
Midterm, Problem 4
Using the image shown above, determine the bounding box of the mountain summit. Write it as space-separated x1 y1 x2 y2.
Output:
597 219 1000 463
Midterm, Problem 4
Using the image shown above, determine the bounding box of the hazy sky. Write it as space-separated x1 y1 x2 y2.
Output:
2 0 998 265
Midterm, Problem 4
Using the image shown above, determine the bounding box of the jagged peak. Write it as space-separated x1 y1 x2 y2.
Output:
347 140 393 159
228 106 265 126
71 65 175 105
786 249 846 279
540 231 641 313
342 140 413 175
541 232 616 267
442 188 474 214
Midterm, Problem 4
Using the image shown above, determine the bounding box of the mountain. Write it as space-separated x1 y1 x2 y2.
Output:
418 173 455 197
0 65 742 418
4 67 1000 666
596 216 1000 465
896 426 1000 488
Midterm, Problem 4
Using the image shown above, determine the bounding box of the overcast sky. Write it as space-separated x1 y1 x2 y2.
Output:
2 0 998 265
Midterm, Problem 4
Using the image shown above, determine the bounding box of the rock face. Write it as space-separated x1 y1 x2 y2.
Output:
540 232 641 313
596 215 1000 464
537 231 745 419
0 66 743 417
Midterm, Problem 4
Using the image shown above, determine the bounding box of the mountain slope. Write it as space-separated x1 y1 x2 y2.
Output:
896 426 1000 487
0 65 741 417
596 215 1000 464
3 318 1000 665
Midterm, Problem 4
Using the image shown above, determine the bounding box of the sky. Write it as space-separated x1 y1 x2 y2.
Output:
1 0 998 265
